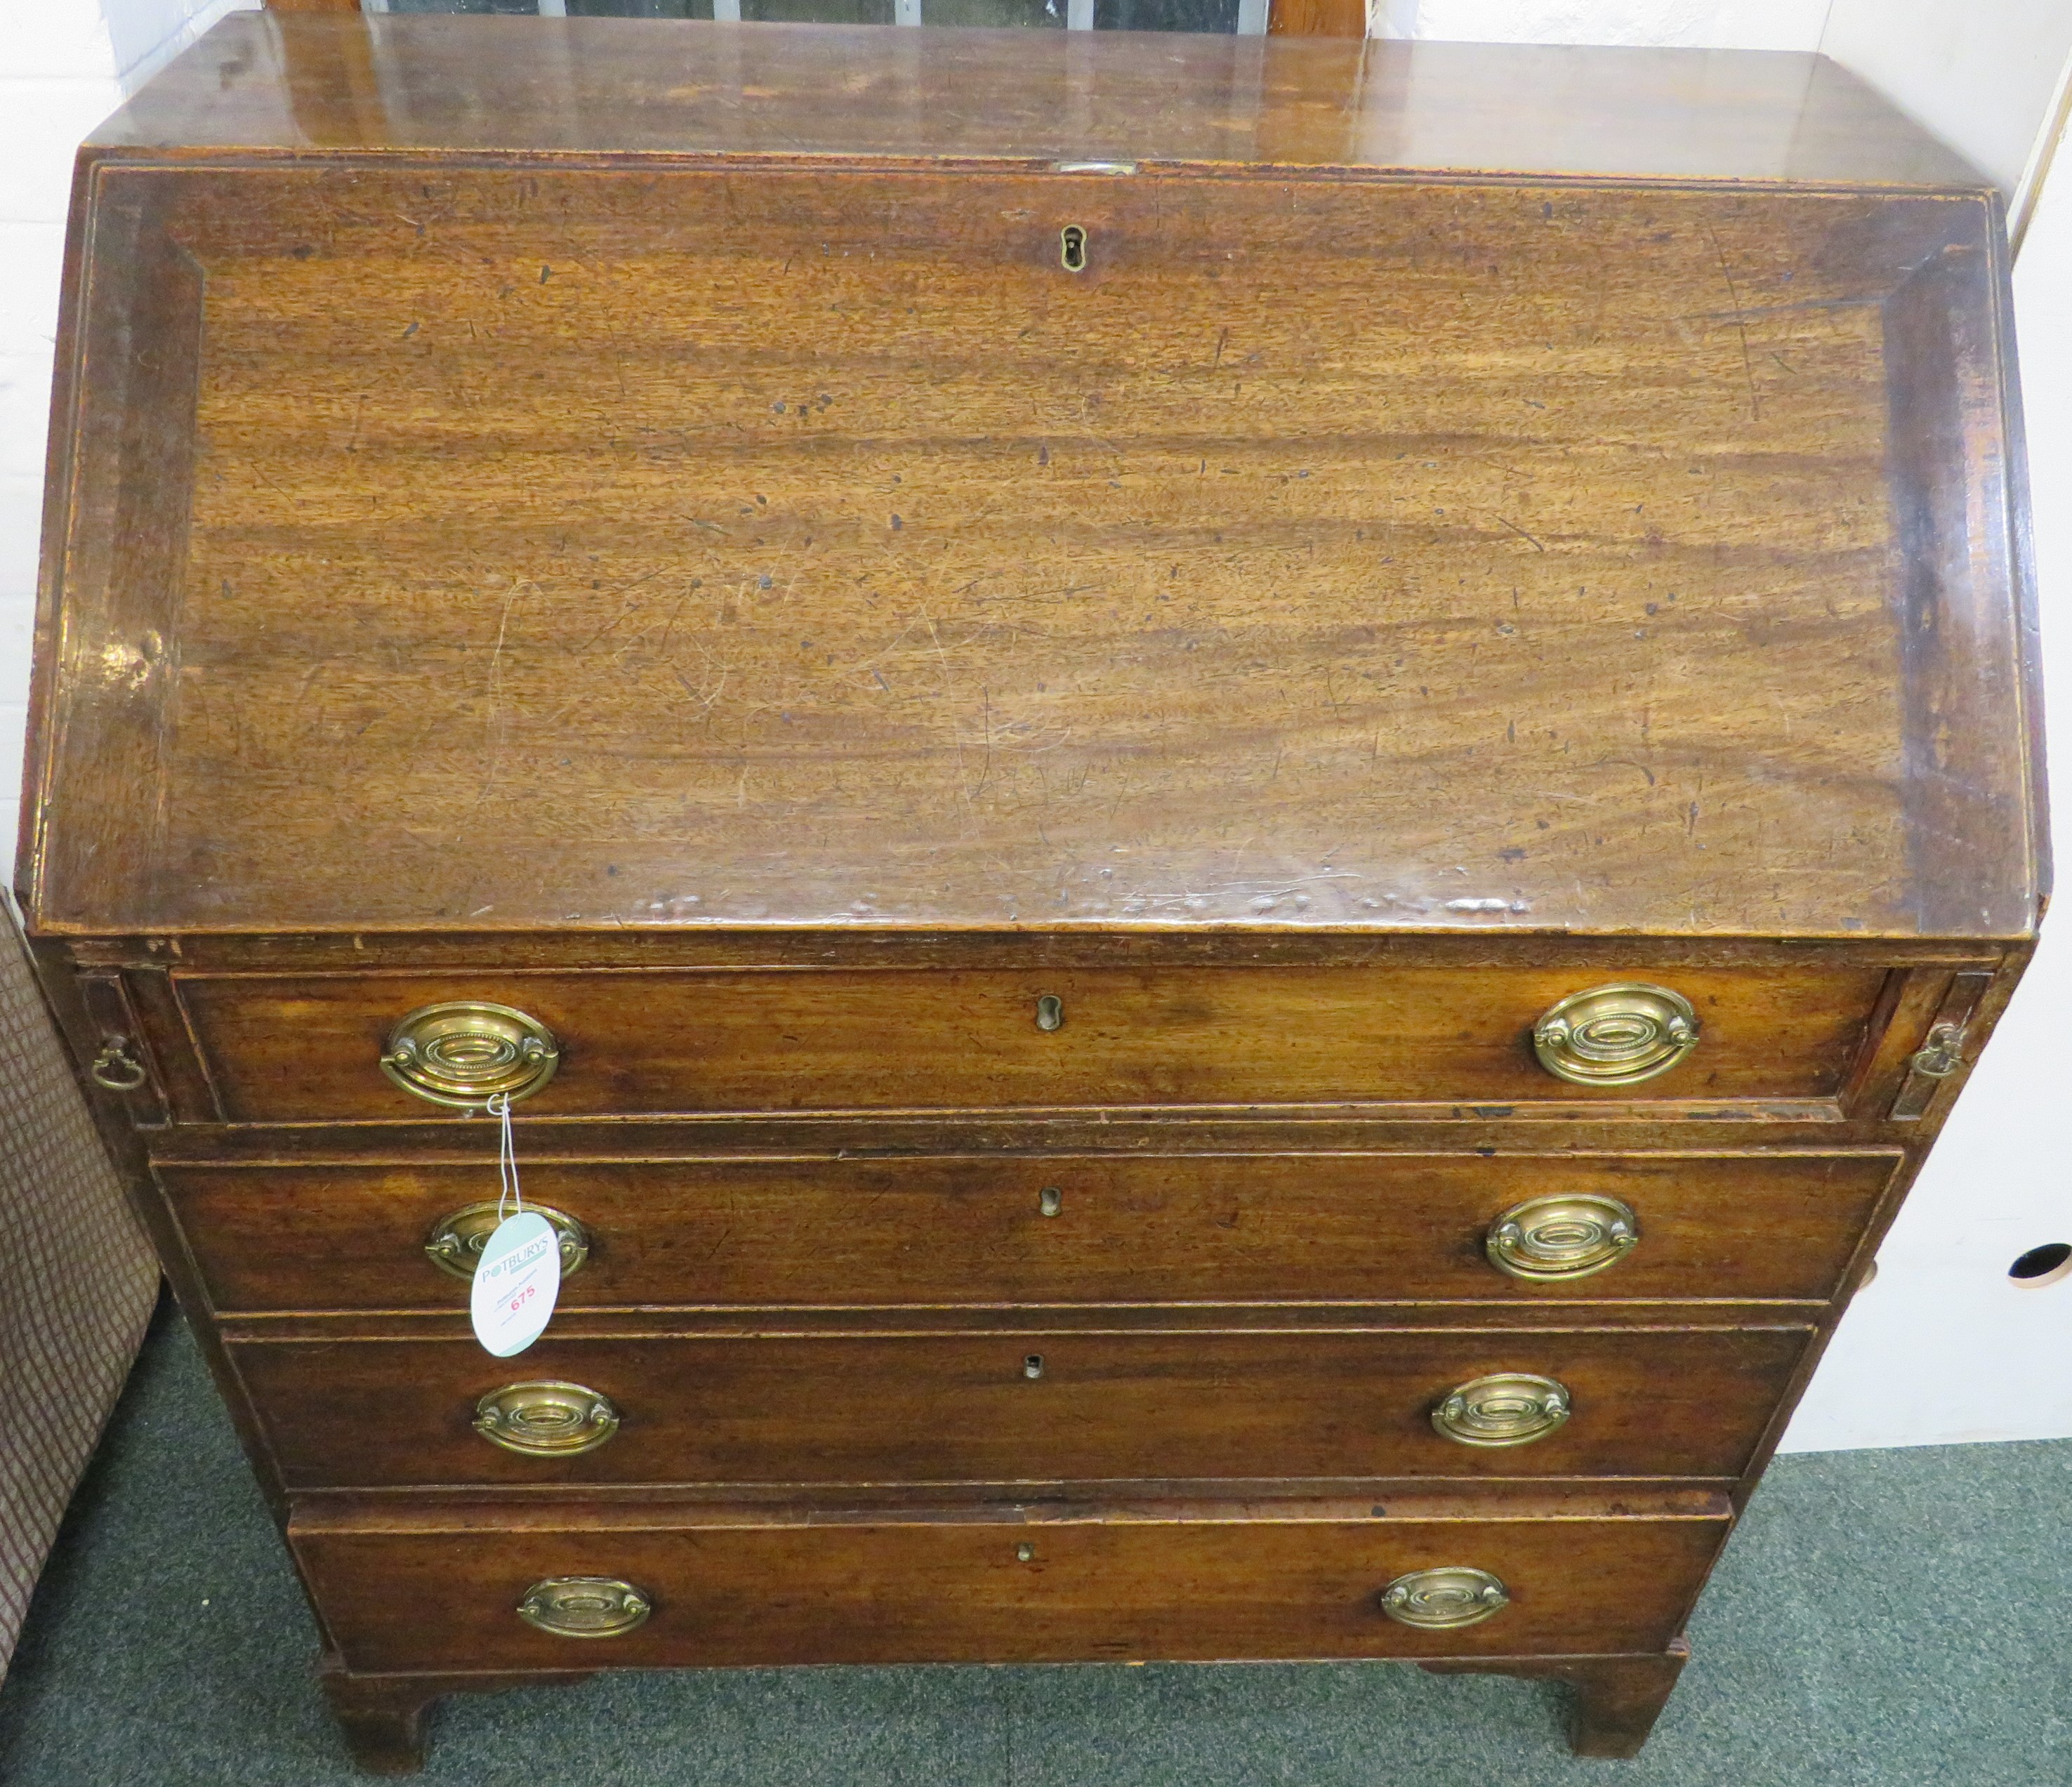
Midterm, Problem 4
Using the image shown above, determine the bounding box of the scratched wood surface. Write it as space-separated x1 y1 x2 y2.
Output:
26 155 2038 935
232 1325 1807 1488
291 1503 1729 1672
169 963 1890 1118
157 1152 1896 1314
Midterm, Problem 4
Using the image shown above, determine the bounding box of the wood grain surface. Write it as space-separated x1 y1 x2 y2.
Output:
161 1152 1896 1313
20 17 2048 1762
172 965 1889 1119
86 15 1989 186
25 152 2037 937
289 1501 1730 1673
230 1324 1807 1487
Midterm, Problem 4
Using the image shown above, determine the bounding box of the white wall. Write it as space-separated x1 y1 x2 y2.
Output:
1384 0 1823 49
1821 0 2072 216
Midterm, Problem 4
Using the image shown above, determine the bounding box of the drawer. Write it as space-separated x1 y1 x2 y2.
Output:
172 964 1890 1121
289 1501 1731 1674
163 1152 1898 1314
230 1326 1807 1490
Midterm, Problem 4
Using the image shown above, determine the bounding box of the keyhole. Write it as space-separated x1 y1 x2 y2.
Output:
1017 1543 1036 1562
1039 1186 1063 1218
1060 225 1088 273
1023 1353 1045 1380
1036 994 1064 1032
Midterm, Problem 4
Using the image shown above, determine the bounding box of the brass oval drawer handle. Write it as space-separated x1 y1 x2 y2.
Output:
475 1381 621 1457
1485 1193 1639 1282
424 1200 590 1282
1379 1566 1510 1630
1431 1372 1571 1447
516 1576 652 1640
89 1036 150 1091
380 1001 560 1108
1532 983 1698 1086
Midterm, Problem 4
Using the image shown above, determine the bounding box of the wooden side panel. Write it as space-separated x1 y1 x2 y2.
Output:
291 1507 1731 1673
174 965 1891 1119
160 1152 1899 1313
22 169 200 920
1885 211 2044 930
230 1326 1808 1488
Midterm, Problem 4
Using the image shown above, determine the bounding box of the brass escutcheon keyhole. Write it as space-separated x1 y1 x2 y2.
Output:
1023 1353 1045 1379
1039 1186 1064 1217
1060 225 1088 272
1036 994 1064 1031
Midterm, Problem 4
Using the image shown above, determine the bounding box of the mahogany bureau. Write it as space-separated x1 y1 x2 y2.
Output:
25 14 2044 1772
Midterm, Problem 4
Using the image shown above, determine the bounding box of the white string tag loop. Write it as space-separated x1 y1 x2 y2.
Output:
491 1091 524 1222
470 1090 558 1358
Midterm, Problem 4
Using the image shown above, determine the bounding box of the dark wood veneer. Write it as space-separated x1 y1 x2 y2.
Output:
291 1502 1732 1675
230 1325 1809 1489
159 1151 1898 1314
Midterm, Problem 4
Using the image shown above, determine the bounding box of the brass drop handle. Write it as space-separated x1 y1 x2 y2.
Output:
88 1036 149 1092
1379 1567 1510 1629
475 1381 620 1457
424 1201 590 1281
1485 1193 1639 1282
516 1576 652 1639
1533 983 1698 1086
380 1001 560 1108
1909 1022 1966 1079
1431 1372 1571 1447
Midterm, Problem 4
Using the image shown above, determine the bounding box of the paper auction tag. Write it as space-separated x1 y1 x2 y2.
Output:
470 1208 560 1358
469 1092 559 1358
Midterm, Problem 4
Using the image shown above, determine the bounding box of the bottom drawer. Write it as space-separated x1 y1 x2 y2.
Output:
291 1501 1731 1674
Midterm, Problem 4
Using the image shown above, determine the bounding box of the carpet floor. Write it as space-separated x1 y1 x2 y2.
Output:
0 1307 2066 1786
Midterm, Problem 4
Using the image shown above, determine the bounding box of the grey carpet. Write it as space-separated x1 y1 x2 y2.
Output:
1 1306 2066 1785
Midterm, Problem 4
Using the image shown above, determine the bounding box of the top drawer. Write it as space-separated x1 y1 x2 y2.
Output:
171 964 1887 1122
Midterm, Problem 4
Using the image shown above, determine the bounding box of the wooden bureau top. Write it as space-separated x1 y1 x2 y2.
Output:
25 18 2043 941
86 16 1984 190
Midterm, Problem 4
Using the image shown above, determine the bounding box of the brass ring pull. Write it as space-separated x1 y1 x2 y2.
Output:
515 1576 652 1639
1909 1022 1966 1079
1485 1193 1639 1282
88 1036 149 1092
475 1381 621 1457
380 1001 560 1109
424 1201 590 1281
1379 1566 1510 1630
1532 983 1698 1086
1431 1372 1571 1447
